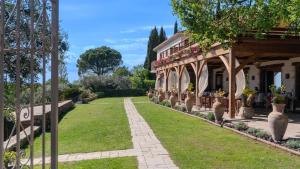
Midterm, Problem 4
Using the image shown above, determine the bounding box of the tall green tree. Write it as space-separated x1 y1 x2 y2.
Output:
144 27 160 72
77 46 122 76
174 20 179 34
171 0 300 50
159 27 168 43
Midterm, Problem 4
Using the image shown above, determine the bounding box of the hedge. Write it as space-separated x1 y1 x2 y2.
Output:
97 89 146 98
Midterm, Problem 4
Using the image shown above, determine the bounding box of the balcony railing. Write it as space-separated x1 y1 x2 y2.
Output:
155 40 200 67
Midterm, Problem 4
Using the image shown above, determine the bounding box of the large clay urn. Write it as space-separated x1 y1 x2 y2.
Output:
185 92 193 113
169 91 177 108
212 97 225 123
158 91 165 102
147 91 153 99
268 104 288 142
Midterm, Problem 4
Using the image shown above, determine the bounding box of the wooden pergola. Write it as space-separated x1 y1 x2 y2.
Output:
155 32 300 118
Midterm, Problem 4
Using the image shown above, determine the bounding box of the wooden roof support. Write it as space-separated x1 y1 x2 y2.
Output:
219 55 230 73
228 49 236 119
235 55 256 73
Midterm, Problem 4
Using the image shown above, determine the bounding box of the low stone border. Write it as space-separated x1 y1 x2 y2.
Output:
150 101 300 157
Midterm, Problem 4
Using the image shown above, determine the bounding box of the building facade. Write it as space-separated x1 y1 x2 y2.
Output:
153 31 300 118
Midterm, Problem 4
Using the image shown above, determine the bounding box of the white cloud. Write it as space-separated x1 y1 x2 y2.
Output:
120 24 174 34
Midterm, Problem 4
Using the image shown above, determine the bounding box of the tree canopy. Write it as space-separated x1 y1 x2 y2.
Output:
77 46 122 76
174 21 179 34
144 27 160 72
171 0 300 50
159 27 168 43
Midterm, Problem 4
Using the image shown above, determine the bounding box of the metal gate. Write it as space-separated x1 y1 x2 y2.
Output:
0 0 59 168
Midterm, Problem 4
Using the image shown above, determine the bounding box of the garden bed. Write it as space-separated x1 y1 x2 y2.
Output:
150 97 300 156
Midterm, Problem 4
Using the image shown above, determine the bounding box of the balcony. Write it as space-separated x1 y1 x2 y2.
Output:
154 40 200 68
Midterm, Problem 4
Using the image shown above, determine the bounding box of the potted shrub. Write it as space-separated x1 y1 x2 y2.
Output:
147 89 154 100
239 87 256 119
185 83 194 113
268 85 288 142
212 89 225 123
169 88 178 108
158 88 165 102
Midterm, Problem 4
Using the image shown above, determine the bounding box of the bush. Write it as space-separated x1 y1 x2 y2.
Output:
234 122 249 131
255 130 271 140
207 112 215 121
246 127 271 140
174 105 186 112
160 100 171 107
246 127 260 136
144 80 156 90
80 89 96 99
62 87 82 101
4 151 16 168
96 92 105 98
100 89 146 97
285 140 300 149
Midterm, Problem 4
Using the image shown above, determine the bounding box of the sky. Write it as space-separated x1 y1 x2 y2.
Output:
60 0 178 82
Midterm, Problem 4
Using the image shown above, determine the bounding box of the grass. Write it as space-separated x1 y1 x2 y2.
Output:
27 97 132 157
35 157 137 169
132 96 300 169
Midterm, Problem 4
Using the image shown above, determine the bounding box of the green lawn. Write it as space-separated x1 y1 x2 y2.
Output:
36 157 137 169
132 96 300 169
28 97 132 157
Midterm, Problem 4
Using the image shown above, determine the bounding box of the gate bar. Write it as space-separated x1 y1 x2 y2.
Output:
51 0 59 168
0 0 4 168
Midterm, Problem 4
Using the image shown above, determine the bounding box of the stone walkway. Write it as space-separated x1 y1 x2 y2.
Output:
27 98 178 169
22 149 137 165
124 98 178 169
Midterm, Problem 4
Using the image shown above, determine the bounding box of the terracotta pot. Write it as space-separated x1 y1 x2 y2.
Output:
268 104 288 142
169 92 177 108
247 94 255 107
212 97 225 123
185 92 193 113
148 91 153 99
158 91 165 102
239 107 254 119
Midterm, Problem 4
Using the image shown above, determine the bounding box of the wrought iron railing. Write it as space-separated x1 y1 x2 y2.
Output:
0 0 59 168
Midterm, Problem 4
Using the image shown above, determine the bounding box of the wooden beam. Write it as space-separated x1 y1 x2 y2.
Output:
236 55 256 73
228 49 236 119
219 55 230 73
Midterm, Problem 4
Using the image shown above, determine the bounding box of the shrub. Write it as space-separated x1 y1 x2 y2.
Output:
4 151 16 168
246 127 260 136
96 92 105 98
234 122 249 131
101 89 145 97
174 105 186 112
62 87 82 101
255 130 271 140
80 89 96 99
285 140 300 149
144 80 156 90
207 112 215 121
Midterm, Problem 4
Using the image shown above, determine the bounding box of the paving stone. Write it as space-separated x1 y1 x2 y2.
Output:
124 98 179 169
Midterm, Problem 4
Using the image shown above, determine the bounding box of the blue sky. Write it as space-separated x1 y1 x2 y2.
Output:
60 0 178 82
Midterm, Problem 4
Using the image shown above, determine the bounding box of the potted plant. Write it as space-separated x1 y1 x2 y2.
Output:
147 89 154 99
239 87 256 119
169 88 178 108
185 83 194 113
212 89 225 123
158 88 165 103
268 84 288 142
